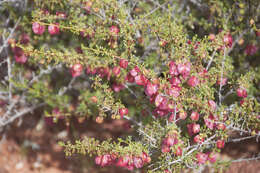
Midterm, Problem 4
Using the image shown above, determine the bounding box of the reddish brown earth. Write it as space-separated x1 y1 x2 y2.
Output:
0 113 259 173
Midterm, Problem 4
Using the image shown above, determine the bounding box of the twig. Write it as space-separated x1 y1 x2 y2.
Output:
137 128 157 148
58 76 76 96
0 103 45 127
232 154 260 163
29 65 60 86
206 49 217 71
142 2 167 19
218 46 226 105
123 115 142 127
0 17 21 54
222 89 234 101
227 135 258 143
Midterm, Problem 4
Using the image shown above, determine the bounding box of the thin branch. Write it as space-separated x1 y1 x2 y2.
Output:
227 135 258 143
222 89 234 101
218 46 226 105
58 76 76 96
0 17 21 54
123 115 142 127
206 49 217 71
232 154 260 163
6 54 12 100
29 65 60 86
137 128 157 148
142 2 167 19
0 103 45 127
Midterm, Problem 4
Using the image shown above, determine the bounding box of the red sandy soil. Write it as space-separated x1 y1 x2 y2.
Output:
0 112 259 173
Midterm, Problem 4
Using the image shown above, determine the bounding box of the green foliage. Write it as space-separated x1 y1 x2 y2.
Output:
1 0 260 172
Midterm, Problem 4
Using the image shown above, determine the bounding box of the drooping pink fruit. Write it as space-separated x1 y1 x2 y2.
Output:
15 54 28 64
194 134 204 144
169 76 181 86
192 123 200 134
163 136 178 147
169 61 179 76
167 85 181 98
155 94 164 107
70 63 83 77
95 156 102 165
153 108 168 117
223 33 233 48
204 118 214 130
178 111 187 120
130 66 141 77
100 154 111 167
207 152 217 163
135 74 148 85
112 66 121 76
177 62 191 79
110 25 120 35
208 100 216 111
161 145 170 153
32 22 45 35
133 157 144 168
119 108 128 117
158 98 169 110
236 88 247 98
112 83 124 92
119 59 128 69
116 156 130 167
125 72 135 83
187 76 200 87
209 34 216 41
216 139 225 149
168 113 175 122
48 23 60 35
196 152 208 164
190 111 200 121
12 46 24 56
141 152 151 163
145 82 158 96
97 67 111 80
175 146 182 156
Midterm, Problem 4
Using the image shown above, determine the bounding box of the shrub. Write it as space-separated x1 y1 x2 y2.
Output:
0 0 260 172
